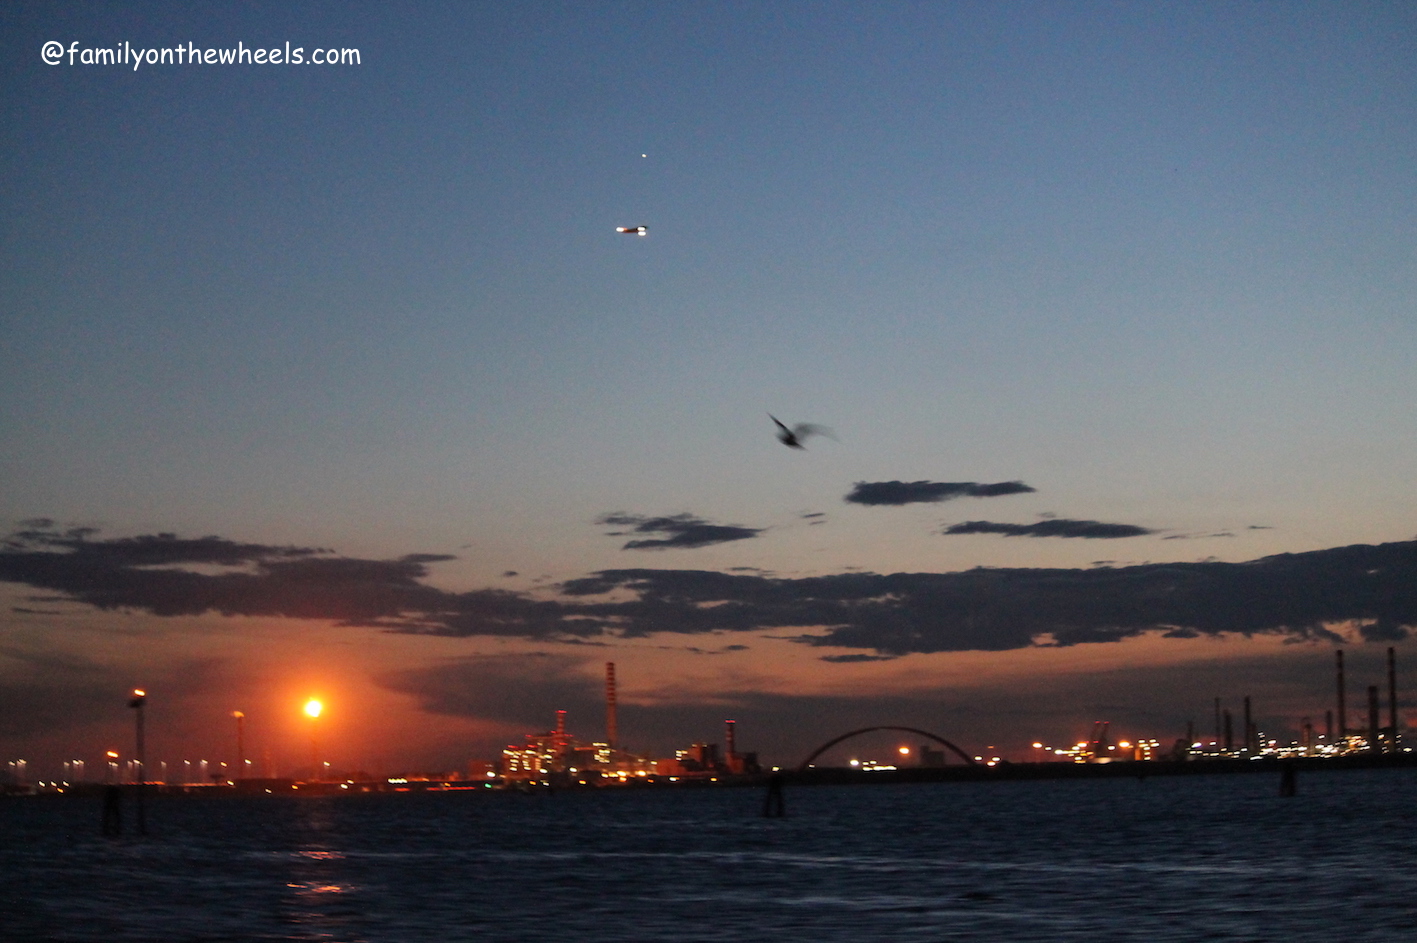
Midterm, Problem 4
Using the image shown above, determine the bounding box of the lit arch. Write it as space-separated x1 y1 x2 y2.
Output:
797 726 978 771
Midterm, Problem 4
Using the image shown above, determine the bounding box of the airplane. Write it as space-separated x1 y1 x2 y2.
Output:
616 225 647 236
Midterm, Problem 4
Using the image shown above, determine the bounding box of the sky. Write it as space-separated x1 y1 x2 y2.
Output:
2 1 1415 778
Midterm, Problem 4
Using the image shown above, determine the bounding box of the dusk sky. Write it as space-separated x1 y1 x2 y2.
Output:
3 1 1415 777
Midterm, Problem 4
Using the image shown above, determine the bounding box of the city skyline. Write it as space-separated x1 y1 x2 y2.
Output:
3 2 1416 776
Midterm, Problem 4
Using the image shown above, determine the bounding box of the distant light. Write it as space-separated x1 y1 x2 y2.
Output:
232 710 244 719
1032 742 1043 749
304 699 323 718
133 689 146 697
898 746 910 755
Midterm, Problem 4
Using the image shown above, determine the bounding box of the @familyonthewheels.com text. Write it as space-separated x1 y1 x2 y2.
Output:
42 41 361 70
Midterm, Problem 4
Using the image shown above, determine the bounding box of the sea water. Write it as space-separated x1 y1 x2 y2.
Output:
3 768 1416 942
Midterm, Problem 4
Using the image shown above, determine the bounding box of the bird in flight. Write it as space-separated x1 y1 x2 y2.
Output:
616 225 647 236
770 415 834 449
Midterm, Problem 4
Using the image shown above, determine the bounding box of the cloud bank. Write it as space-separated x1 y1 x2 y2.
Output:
943 519 1155 539
3 525 1413 655
845 480 1036 506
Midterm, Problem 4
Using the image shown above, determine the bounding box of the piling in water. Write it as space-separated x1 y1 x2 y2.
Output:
101 785 123 836
762 773 785 817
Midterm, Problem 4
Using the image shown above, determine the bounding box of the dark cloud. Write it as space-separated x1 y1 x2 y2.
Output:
0 527 452 624
597 513 763 550
845 480 1035 506
4 524 1415 657
944 519 1154 539
553 541 1417 653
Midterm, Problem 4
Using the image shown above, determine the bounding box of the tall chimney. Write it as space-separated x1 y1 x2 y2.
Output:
1243 695 1253 753
605 662 618 751
725 719 737 758
1368 686 1380 753
1389 647 1399 752
1336 649 1347 738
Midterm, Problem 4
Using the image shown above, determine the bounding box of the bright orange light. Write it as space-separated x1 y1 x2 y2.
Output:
132 689 146 697
106 751 119 759
898 746 910 755
304 699 323 718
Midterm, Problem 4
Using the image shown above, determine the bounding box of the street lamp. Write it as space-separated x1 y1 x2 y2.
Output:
232 711 245 781
128 689 147 835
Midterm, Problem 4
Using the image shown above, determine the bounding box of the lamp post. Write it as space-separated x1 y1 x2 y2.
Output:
128 689 147 836
232 711 245 781
304 699 322 781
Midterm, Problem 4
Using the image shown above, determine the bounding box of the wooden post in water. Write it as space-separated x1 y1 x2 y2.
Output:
762 773 785 817
101 784 123 836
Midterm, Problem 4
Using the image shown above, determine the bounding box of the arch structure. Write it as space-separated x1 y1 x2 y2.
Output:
797 726 978 771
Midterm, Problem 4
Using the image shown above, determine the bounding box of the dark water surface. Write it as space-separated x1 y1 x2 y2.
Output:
4 768 1416 942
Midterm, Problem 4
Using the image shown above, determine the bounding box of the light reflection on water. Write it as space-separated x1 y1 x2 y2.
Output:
3 768 1416 942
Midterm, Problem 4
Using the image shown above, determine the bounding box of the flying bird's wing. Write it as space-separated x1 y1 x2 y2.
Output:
769 415 792 435
792 423 836 442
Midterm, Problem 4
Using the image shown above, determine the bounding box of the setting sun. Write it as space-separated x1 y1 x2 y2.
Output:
304 699 323 719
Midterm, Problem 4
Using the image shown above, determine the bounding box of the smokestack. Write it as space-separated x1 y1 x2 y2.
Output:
1243 695 1253 753
725 719 737 758
1389 647 1399 752
1368 686 1380 753
605 662 618 751
1337 649 1347 738
1325 709 1333 740
1223 710 1233 752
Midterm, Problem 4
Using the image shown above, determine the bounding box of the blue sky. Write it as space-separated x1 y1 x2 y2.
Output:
2 2 1414 773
